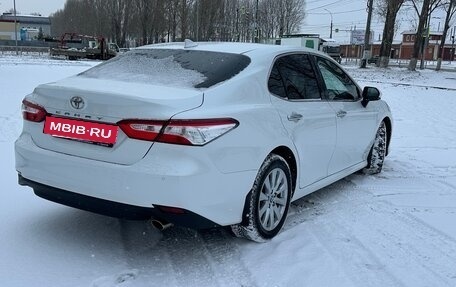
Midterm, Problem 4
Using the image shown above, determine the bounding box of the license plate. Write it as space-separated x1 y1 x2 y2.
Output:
43 116 118 145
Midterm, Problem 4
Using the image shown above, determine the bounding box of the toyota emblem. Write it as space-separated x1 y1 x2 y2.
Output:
70 96 85 110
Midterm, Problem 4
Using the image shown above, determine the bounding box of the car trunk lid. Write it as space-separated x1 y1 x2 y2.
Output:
28 77 203 165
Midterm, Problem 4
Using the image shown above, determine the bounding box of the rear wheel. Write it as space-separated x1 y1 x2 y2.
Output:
231 154 292 242
363 121 387 175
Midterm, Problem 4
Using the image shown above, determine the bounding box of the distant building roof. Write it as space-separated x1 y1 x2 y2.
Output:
372 40 402 45
402 30 443 36
0 13 50 25
282 34 320 38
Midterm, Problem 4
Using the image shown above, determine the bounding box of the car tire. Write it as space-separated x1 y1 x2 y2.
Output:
231 154 292 242
363 121 387 175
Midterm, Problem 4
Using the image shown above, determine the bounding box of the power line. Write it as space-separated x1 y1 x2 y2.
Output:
306 0 337 5
306 8 365 15
302 20 368 27
307 0 353 11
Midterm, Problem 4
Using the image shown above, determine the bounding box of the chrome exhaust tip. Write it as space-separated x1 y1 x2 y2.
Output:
151 219 173 231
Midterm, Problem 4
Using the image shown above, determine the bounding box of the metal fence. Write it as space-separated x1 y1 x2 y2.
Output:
0 46 50 55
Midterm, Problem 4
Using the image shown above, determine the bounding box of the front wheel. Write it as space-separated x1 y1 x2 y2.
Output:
231 154 292 242
363 121 387 175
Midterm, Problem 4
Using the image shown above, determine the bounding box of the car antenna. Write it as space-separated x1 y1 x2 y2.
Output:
184 39 198 49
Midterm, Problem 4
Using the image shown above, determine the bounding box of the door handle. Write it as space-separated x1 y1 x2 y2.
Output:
337 110 347 118
287 112 303 122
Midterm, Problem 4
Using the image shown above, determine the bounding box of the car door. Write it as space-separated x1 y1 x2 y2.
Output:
269 53 337 188
314 56 379 174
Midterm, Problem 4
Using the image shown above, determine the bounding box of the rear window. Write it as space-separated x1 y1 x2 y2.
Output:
79 49 251 89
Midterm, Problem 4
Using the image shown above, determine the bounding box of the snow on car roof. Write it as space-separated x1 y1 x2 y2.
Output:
139 41 313 56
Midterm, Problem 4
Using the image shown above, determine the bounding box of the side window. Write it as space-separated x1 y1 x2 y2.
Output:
316 57 359 101
268 65 287 98
268 54 321 100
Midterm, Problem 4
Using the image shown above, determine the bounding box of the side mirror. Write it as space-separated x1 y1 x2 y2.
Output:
361 86 381 107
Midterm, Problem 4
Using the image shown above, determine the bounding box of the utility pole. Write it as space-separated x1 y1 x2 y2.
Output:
236 8 240 42
196 0 199 41
255 0 259 43
420 11 431 70
324 9 333 38
451 27 455 64
361 0 374 68
436 1 454 71
14 0 18 55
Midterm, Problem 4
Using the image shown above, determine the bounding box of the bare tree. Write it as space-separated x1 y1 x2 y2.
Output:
259 0 277 40
283 0 306 36
104 0 132 46
50 0 306 46
4 8 20 14
151 0 167 43
377 0 404 67
179 0 194 40
51 0 108 38
436 0 456 70
165 0 179 41
132 0 151 45
408 0 444 70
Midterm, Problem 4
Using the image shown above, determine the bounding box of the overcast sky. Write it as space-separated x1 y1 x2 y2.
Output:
0 0 450 44
0 0 64 16
305 0 448 43
304 0 372 43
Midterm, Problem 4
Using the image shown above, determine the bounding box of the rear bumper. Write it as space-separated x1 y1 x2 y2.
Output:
15 133 257 227
18 174 219 229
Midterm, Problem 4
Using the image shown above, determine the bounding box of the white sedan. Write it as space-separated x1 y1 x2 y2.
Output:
15 42 392 241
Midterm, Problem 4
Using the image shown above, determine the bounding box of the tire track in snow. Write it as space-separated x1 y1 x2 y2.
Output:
117 225 215 286
308 214 404 287
352 177 456 281
199 228 257 287
95 221 256 286
93 220 179 287
0 115 21 143
285 177 456 287
156 227 217 286
322 180 456 286
154 227 256 287
289 182 404 286
352 203 456 287
436 179 456 192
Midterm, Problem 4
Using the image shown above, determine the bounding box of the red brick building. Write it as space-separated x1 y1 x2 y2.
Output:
340 42 401 59
340 44 363 58
399 30 443 60
340 30 455 61
371 41 402 59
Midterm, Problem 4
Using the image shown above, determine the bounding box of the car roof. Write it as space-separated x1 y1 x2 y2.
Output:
138 41 319 57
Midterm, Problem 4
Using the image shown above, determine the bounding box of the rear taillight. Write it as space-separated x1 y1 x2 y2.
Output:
118 118 238 146
22 99 47 122
118 120 164 142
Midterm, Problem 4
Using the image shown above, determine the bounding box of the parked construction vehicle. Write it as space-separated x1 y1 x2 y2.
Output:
280 34 342 63
49 33 119 60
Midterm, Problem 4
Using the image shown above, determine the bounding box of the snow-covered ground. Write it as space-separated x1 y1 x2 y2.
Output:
1 54 456 287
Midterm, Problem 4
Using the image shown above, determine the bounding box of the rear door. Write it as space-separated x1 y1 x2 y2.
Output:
269 53 337 188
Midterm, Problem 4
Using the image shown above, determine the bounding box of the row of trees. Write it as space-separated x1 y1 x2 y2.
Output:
51 0 305 47
50 0 454 71
375 0 456 70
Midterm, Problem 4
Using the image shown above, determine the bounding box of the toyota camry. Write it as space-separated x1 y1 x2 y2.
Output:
15 41 392 241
